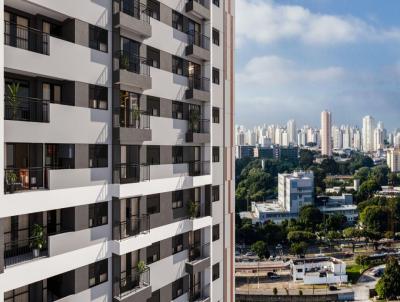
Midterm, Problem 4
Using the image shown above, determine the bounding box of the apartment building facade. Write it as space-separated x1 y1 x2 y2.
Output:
0 0 235 301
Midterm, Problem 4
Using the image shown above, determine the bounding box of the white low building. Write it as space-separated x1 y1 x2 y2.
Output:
250 201 298 224
316 194 359 223
290 257 348 285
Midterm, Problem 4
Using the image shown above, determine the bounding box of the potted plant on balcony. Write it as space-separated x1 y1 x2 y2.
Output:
31 224 46 258
137 260 148 286
120 52 130 70
5 170 18 193
7 82 21 119
131 104 141 128
189 110 200 133
187 200 200 219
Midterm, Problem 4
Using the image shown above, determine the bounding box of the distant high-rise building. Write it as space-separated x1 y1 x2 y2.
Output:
287 119 297 145
321 111 332 156
362 115 376 152
353 129 362 150
374 122 385 151
387 148 400 172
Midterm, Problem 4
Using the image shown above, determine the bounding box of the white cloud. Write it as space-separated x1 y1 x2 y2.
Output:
236 0 400 46
237 55 345 86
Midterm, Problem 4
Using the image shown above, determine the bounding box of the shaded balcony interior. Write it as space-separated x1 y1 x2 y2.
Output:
185 0 210 20
112 252 151 301
185 104 210 143
185 30 210 61
2 209 75 268
4 143 75 193
189 273 210 302
113 145 149 184
186 230 211 280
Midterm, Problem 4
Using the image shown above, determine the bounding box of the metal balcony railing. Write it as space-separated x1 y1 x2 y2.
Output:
187 30 210 50
188 118 210 134
115 163 150 183
4 167 48 194
117 50 150 75
4 235 48 267
119 110 150 129
188 242 210 262
4 20 49 55
188 76 210 92
4 96 49 122
188 161 210 177
116 267 150 298
120 0 151 23
114 215 150 240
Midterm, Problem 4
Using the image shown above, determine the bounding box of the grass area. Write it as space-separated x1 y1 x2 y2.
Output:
346 264 368 284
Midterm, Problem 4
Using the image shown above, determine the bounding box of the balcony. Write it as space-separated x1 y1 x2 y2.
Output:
185 243 211 274
185 77 210 102
185 31 210 61
114 110 152 144
186 119 210 144
113 215 150 240
4 235 49 268
114 267 152 302
185 0 210 20
114 163 150 184
188 161 210 177
114 1 152 39
115 51 152 91
189 283 210 302
4 96 49 123
4 167 47 194
4 21 49 55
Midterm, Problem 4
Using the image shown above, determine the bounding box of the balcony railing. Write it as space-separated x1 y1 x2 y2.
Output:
120 1 151 23
117 50 150 76
187 0 210 9
188 76 210 92
114 215 150 240
4 96 49 122
4 235 48 267
188 161 210 177
116 267 150 298
4 167 48 194
188 119 210 134
114 163 150 183
188 242 210 262
4 20 49 55
189 283 210 302
119 110 150 129
187 30 210 50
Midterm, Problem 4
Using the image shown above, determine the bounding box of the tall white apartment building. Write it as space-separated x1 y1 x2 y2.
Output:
321 111 332 156
353 128 362 150
362 115 375 152
387 148 400 172
287 119 296 145
278 171 314 214
0 0 235 301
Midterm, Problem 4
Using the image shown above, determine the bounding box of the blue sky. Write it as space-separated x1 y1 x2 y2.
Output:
236 0 400 131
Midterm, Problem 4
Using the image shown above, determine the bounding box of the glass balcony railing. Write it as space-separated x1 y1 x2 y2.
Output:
113 215 150 240
117 50 150 76
120 1 151 23
188 242 210 262
115 267 150 298
188 161 210 177
114 163 150 184
188 76 210 92
187 30 210 50
4 167 48 194
4 96 49 122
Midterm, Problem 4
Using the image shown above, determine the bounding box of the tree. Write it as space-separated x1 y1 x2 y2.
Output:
291 242 308 256
376 257 400 299
354 167 370 184
287 231 316 243
299 149 314 169
388 173 400 186
251 241 270 259
360 205 390 234
320 158 339 175
370 165 389 186
299 205 323 231
357 179 381 202
325 214 347 231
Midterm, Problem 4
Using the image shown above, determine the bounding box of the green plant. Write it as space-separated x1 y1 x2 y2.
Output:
131 104 141 122
6 170 17 185
189 109 200 132
137 260 147 274
187 201 199 219
31 224 46 250
120 53 130 70
7 82 20 119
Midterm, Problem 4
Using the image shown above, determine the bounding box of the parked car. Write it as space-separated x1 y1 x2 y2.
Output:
329 285 338 291
245 251 256 257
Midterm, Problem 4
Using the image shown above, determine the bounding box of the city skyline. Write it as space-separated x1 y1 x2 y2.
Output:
236 0 400 130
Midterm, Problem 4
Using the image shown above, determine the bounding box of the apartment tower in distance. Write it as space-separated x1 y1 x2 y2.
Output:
0 0 235 301
321 110 332 156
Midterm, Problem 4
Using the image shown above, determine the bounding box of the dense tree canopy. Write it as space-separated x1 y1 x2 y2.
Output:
376 257 400 299
299 205 323 231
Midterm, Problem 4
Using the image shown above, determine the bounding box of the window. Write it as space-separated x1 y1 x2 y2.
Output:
213 224 220 241
45 144 75 169
213 0 220 7
147 194 160 214
212 68 220 85
147 96 160 116
89 25 108 52
147 46 160 68
212 263 220 281
147 242 160 264
89 259 108 287
212 28 220 45
147 146 160 165
172 234 184 254
213 146 220 162
89 202 108 227
42 82 62 104
172 190 183 209
212 185 220 202
89 85 108 109
147 0 160 20
42 21 62 38
172 277 184 299
172 56 186 76
212 107 220 123
172 101 184 119
172 11 183 31
172 146 184 164
89 145 108 168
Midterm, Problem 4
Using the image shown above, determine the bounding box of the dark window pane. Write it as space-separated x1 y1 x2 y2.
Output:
89 145 108 168
89 259 108 287
147 96 160 116
147 146 160 165
89 25 108 52
89 85 108 109
147 194 160 214
89 202 108 227
212 107 220 123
